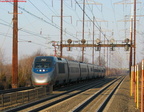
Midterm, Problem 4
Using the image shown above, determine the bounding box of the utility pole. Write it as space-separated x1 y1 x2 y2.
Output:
114 0 142 76
99 26 102 65
60 0 63 58
82 0 85 62
12 0 18 88
92 16 95 64
129 0 134 77
76 0 102 62
52 41 57 56
53 0 72 57
133 0 136 68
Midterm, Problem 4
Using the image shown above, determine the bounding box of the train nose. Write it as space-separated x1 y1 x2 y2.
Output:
32 73 52 85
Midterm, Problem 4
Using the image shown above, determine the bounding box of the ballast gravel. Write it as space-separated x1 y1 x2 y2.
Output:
104 75 140 112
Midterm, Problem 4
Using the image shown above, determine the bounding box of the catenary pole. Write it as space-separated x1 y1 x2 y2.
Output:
60 0 63 58
12 0 18 88
82 0 85 62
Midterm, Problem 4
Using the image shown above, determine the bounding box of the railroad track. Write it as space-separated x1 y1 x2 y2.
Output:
4 76 124 112
72 76 125 112
0 78 102 111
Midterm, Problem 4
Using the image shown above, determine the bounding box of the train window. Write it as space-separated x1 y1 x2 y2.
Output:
91 68 93 71
34 62 51 68
57 57 62 60
70 67 79 73
34 57 53 68
76 68 79 72
94 69 99 72
81 68 86 72
58 63 65 73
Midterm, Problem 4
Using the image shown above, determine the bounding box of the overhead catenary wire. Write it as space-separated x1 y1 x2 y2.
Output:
110 0 126 63
0 0 143 65
0 20 49 47
46 0 80 36
85 0 109 40
0 21 12 48
0 19 48 39
74 0 109 41
2 1 80 42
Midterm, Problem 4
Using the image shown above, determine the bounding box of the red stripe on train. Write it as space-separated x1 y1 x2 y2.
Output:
34 83 49 85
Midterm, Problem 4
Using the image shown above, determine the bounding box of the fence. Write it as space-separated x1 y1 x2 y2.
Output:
130 60 144 112
0 87 47 111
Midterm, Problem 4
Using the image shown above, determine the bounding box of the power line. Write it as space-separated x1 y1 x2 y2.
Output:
0 20 48 47
0 19 48 39
42 0 79 40
0 21 12 48
28 0 52 22
74 0 109 41
12 2 80 40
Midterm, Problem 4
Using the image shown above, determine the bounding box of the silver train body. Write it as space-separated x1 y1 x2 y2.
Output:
31 56 106 86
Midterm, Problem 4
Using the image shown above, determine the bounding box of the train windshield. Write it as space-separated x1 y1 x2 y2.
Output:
34 57 53 68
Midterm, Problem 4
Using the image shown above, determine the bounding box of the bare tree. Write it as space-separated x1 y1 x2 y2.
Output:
18 50 47 87
62 55 75 60
76 56 89 63
0 49 6 89
95 56 106 66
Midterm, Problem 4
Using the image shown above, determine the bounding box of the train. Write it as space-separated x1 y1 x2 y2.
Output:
31 56 106 87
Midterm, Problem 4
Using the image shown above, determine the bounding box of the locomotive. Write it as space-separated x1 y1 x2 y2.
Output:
31 56 106 86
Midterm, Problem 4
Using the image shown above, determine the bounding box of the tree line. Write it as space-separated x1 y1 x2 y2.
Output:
0 50 125 90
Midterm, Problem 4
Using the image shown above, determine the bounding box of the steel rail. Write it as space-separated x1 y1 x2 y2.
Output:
70 76 125 112
29 79 114 112
5 80 106 112
5 78 111 112
96 76 125 112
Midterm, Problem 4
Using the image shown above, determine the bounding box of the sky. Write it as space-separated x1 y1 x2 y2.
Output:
0 0 144 68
